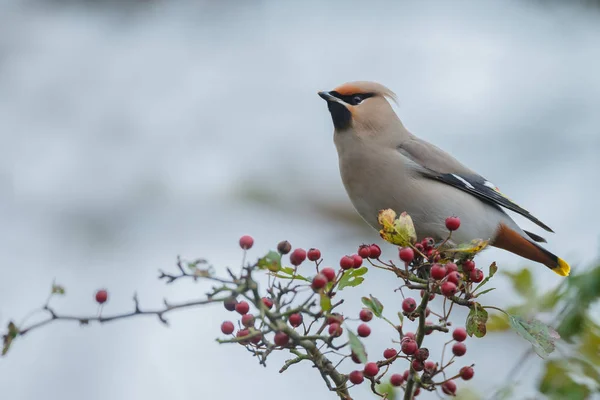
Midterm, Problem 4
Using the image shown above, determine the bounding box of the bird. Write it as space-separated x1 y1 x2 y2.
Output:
318 81 570 276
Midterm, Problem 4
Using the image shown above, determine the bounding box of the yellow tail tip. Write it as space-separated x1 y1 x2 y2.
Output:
554 258 571 277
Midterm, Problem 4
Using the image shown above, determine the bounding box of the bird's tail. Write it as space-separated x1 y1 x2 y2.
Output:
493 223 570 276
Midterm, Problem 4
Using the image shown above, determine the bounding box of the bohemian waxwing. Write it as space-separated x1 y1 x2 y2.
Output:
318 81 570 276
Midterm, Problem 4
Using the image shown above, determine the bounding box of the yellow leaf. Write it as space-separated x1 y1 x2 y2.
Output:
378 209 417 247
447 239 489 255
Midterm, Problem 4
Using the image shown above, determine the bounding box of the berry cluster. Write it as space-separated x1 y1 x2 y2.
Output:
220 217 483 399
5 213 500 400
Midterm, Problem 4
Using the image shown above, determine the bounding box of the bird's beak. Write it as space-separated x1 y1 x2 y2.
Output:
318 91 337 102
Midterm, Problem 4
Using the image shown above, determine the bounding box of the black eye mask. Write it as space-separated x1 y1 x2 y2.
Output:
329 91 375 106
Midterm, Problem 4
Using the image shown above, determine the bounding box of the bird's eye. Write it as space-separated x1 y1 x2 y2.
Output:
352 95 364 105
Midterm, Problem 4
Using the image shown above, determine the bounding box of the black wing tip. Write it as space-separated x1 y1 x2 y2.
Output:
524 230 547 243
531 219 554 233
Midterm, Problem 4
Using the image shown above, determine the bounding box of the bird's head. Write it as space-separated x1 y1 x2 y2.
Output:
318 81 399 133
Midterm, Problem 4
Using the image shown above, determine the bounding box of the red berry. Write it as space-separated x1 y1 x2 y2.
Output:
339 256 354 270
453 327 467 342
445 216 461 231
411 359 424 371
404 332 416 340
462 259 476 272
401 339 418 355
249 330 261 344
425 307 431 317
441 281 458 297
357 323 371 338
311 273 328 290
415 347 429 361
426 248 435 258
349 370 364 385
277 240 292 254
402 297 417 313
358 245 371 259
460 366 474 380
352 254 363 268
307 248 321 261
290 248 307 266
327 313 344 325
425 321 434 335
236 329 250 344
321 267 336 282
221 321 235 334
223 297 237 311
359 308 373 322
424 361 436 373
422 237 435 250
399 247 415 263
447 271 461 285
383 348 397 359
445 262 459 274
420 290 435 300
261 297 274 309
369 244 381 258
288 313 303 327
241 314 255 327
414 387 421 396
402 370 410 381
431 263 446 280
363 362 379 377
351 352 364 364
95 289 108 304
390 373 404 386
414 243 424 252
328 322 343 337
470 268 484 283
442 380 457 395
235 301 250 315
239 235 254 250
274 332 289 346
452 342 467 356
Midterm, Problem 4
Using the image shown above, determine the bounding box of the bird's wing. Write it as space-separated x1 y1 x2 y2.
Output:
397 137 554 233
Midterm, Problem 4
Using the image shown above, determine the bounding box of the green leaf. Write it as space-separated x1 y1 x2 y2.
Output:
489 262 498 278
338 267 367 290
487 313 511 332
466 303 488 338
568 357 600 385
320 293 332 312
475 287 496 297
509 315 559 358
539 360 591 400
2 322 19 356
257 251 282 272
472 263 498 294
51 283 65 295
361 295 384 318
537 286 563 312
375 382 396 400
271 266 309 282
503 268 534 298
579 327 600 365
347 330 367 364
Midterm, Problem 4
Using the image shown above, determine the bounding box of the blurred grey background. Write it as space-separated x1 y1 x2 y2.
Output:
1 0 599 399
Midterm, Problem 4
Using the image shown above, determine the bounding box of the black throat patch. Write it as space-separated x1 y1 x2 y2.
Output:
327 101 352 130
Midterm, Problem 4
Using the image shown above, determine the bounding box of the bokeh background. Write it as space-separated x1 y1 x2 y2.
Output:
1 0 599 399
